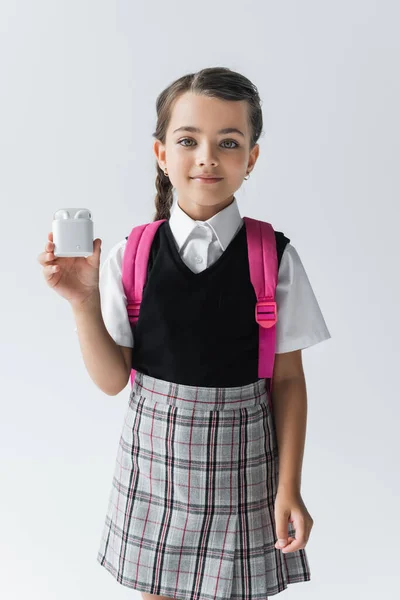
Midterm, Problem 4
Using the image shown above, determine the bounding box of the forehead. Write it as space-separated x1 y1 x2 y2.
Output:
168 92 249 136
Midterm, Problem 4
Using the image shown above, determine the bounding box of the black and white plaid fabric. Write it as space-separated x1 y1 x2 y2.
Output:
97 371 311 599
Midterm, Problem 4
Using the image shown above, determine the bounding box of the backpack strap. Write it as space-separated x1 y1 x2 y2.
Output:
243 217 278 405
122 219 167 386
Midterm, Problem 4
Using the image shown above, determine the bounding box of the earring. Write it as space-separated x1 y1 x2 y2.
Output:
164 168 168 177
244 172 250 180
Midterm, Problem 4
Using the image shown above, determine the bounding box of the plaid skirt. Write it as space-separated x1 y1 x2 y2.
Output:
97 371 311 599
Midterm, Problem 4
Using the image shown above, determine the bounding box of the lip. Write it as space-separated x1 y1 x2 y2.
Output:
191 176 223 183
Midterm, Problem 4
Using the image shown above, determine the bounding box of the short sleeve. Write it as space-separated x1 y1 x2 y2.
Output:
274 243 331 353
73 238 134 348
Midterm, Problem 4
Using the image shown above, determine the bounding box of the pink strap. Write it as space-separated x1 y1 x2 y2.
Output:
122 220 167 386
243 217 278 383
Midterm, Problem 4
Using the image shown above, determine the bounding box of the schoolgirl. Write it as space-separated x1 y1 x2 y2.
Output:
39 67 331 600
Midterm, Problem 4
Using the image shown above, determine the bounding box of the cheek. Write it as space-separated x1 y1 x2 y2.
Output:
172 153 192 177
230 151 247 168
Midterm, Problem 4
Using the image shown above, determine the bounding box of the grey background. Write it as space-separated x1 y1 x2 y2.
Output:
1 1 398 599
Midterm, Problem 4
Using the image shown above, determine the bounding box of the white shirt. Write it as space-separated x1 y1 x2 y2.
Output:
78 197 331 354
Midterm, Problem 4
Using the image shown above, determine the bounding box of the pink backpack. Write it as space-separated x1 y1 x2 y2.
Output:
122 217 278 406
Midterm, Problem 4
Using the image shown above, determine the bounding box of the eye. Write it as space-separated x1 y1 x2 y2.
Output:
221 140 239 149
177 138 239 149
178 138 195 147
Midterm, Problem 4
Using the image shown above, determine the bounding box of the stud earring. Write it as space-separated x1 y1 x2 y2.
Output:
164 168 168 177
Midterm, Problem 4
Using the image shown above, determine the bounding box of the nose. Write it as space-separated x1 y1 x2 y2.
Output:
195 143 219 167
196 157 218 168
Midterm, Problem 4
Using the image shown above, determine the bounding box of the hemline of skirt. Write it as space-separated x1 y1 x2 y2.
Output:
97 552 311 599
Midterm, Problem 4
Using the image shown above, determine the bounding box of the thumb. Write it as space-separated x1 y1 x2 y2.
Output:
87 238 102 266
84 238 102 269
275 517 288 547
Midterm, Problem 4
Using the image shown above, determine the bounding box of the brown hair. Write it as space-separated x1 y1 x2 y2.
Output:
151 67 264 222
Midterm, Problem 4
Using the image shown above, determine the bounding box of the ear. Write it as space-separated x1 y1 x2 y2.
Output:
153 139 166 170
247 143 260 173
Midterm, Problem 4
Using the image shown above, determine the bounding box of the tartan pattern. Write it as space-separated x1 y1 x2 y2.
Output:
97 371 311 599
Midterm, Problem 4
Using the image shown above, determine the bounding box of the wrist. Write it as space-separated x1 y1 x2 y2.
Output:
70 290 101 314
277 479 301 494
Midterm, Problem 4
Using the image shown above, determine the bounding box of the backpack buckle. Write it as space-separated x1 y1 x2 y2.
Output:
255 301 277 329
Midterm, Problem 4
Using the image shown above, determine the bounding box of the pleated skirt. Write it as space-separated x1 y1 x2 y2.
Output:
97 371 311 599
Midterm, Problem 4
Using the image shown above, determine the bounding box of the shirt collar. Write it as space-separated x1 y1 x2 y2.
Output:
169 196 243 251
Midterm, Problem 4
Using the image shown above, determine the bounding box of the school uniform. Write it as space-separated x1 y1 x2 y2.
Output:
95 197 331 599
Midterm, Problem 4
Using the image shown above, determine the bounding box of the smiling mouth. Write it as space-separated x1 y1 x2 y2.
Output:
191 177 223 183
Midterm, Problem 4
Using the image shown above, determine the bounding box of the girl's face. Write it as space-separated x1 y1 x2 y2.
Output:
154 91 260 221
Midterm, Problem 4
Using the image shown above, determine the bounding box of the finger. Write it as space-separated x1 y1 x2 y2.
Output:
86 238 102 265
275 536 295 549
37 250 57 266
48 231 53 241
293 517 306 546
281 536 306 553
43 250 56 263
43 264 60 281
275 517 289 548
281 519 307 554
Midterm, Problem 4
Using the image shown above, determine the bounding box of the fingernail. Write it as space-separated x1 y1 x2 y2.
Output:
278 540 286 547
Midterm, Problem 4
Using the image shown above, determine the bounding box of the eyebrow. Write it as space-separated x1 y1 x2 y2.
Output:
173 126 245 138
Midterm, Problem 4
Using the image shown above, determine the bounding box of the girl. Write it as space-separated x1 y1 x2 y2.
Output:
38 67 331 600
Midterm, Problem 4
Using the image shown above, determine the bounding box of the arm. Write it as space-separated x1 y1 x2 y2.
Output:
72 292 132 396
271 349 307 493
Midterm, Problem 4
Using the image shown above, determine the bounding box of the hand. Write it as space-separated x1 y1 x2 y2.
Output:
274 488 314 554
37 231 102 307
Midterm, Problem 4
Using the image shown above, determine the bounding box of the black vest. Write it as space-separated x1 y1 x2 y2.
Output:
125 221 290 387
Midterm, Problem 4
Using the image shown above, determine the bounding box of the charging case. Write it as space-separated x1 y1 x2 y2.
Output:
52 208 94 257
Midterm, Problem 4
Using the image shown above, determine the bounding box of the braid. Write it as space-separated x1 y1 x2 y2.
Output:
153 163 174 221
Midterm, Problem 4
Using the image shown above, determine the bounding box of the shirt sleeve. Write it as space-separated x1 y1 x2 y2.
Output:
74 238 134 348
274 243 331 353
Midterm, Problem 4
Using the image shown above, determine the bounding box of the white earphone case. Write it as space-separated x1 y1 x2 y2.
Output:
52 208 94 257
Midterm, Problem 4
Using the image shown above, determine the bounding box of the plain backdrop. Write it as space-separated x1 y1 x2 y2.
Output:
1 1 399 599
